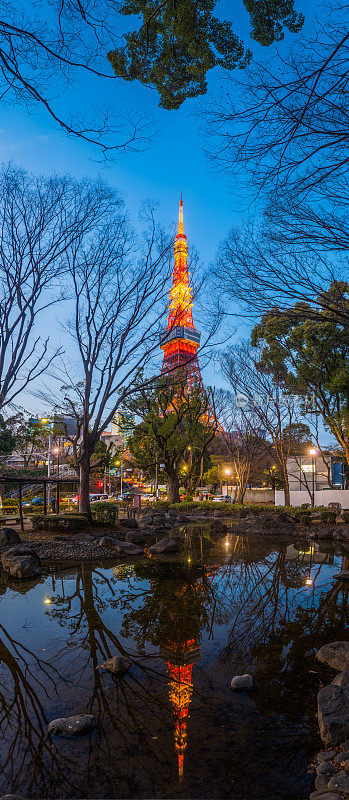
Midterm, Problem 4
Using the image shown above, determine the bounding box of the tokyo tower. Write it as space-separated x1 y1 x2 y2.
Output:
160 196 202 382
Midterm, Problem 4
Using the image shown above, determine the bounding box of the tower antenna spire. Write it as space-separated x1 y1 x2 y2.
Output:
178 193 184 235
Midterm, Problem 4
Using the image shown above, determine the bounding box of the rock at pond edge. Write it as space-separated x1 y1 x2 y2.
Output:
48 713 97 737
230 674 253 690
100 655 131 675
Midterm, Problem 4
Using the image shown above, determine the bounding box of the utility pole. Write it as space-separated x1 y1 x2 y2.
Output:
47 432 51 510
309 448 317 507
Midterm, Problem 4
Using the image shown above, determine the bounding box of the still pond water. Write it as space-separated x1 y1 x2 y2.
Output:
0 526 348 800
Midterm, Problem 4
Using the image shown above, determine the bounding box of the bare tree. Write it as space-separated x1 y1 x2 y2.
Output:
50 200 176 514
0 164 119 411
214 390 267 502
207 8 349 325
222 341 308 505
214 221 349 326
0 1 152 156
205 9 349 201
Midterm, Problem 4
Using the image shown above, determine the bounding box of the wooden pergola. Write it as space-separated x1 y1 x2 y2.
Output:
0 476 79 530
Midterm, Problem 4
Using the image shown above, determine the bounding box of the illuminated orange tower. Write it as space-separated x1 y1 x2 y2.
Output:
165 639 198 789
160 196 202 379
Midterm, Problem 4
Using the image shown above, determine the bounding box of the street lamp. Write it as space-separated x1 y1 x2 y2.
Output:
224 468 231 499
53 446 60 477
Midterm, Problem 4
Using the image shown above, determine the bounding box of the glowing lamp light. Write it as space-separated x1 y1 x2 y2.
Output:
44 597 53 604
309 448 318 456
41 418 48 423
225 539 230 548
305 577 313 586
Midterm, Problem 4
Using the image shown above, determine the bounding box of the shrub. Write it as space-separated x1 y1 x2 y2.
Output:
294 509 312 525
31 513 89 531
91 501 119 525
342 511 349 523
320 510 337 524
294 508 311 518
144 500 170 511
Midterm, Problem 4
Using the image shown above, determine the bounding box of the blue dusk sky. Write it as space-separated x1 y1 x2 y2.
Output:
2 0 322 411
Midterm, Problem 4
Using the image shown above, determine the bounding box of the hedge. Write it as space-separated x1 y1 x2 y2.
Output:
31 513 89 531
91 501 119 525
141 501 334 519
143 501 277 515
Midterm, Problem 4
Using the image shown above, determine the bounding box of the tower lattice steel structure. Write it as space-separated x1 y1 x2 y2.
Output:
160 196 202 382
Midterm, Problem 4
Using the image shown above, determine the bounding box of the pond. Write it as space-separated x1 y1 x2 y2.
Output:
0 526 348 799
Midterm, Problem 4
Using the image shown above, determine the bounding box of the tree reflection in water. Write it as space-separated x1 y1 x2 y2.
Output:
0 530 346 799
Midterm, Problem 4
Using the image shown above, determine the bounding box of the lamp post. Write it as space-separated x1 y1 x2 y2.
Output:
224 468 232 500
309 448 318 507
116 459 123 496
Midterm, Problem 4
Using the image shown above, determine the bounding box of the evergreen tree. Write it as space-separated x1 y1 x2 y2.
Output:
108 0 303 109
0 416 15 456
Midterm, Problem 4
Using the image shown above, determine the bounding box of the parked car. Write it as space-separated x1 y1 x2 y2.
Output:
23 496 44 508
117 492 133 502
90 494 109 503
69 495 79 505
212 495 232 503
140 493 156 502
69 493 110 505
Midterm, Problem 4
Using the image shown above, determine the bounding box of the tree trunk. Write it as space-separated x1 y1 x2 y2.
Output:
79 452 91 516
283 473 290 507
168 475 180 503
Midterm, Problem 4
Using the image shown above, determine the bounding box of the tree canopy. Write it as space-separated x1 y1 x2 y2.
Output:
251 284 349 463
128 375 217 501
108 0 304 110
0 416 15 456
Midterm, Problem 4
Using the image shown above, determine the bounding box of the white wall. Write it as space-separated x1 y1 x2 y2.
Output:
222 488 274 503
275 489 349 509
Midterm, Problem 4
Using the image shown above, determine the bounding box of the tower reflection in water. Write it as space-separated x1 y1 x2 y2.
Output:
126 546 218 789
162 637 199 788
133 550 219 789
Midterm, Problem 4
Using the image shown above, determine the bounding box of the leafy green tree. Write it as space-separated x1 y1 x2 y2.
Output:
108 0 303 110
5 413 48 467
128 375 217 502
243 0 304 46
0 416 15 456
251 284 349 465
